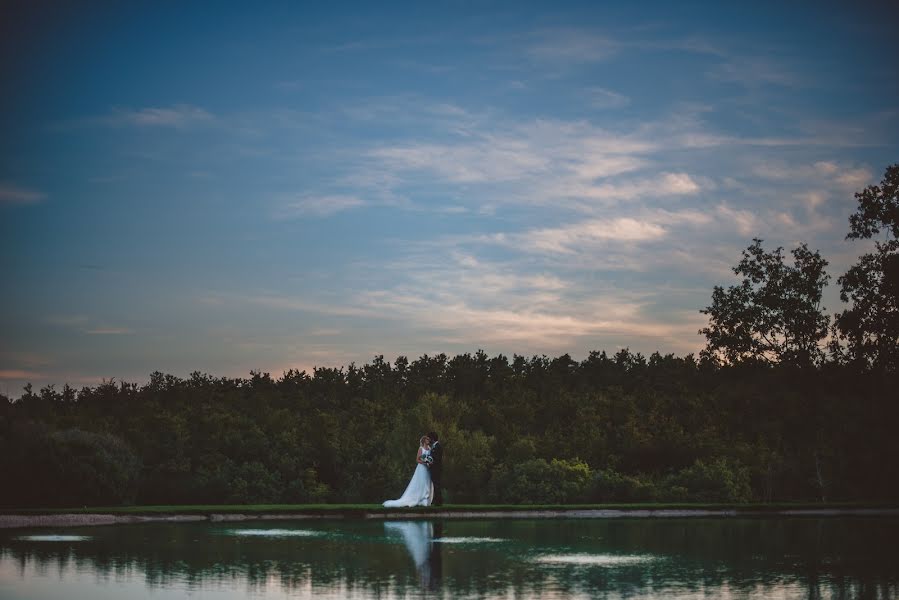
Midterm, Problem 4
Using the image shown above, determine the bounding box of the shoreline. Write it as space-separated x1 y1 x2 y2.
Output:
3 507 899 529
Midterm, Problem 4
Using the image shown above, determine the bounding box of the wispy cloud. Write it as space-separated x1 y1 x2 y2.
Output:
710 57 801 88
587 87 630 109
751 160 872 188
500 217 667 255
0 351 52 368
84 328 134 335
222 250 706 353
44 315 133 336
45 315 90 326
715 204 760 237
352 252 706 352
527 29 619 64
364 114 711 210
0 369 48 381
0 184 45 205
274 195 365 218
245 294 375 318
105 104 215 128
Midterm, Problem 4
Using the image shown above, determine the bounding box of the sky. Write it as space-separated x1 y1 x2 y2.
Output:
1 1 898 395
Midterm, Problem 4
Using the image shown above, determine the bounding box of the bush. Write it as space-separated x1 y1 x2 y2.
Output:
665 457 752 503
285 468 331 503
4 427 141 506
590 469 658 502
445 429 495 502
488 458 592 504
228 461 282 504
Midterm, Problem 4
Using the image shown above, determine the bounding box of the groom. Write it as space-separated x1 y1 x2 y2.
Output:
427 431 443 506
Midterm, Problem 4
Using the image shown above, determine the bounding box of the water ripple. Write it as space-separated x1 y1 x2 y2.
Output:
433 536 507 543
224 528 321 537
15 535 91 542
534 553 656 566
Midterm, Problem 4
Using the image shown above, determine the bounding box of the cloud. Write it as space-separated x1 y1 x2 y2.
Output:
715 205 760 237
587 87 630 109
835 167 873 190
245 294 375 318
548 172 700 202
0 351 52 368
709 58 800 88
105 104 215 128
0 184 45 205
527 29 619 64
275 195 365 218
45 315 90 326
752 160 872 187
633 36 727 57
211 245 707 354
370 139 550 184
505 217 667 255
366 115 706 210
364 112 659 190
0 369 47 381
44 316 133 336
799 191 826 211
813 161 840 176
470 205 718 258
348 253 706 352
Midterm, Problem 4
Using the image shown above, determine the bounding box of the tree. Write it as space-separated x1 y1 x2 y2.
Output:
4 427 141 506
833 164 899 372
847 164 899 240
700 239 830 367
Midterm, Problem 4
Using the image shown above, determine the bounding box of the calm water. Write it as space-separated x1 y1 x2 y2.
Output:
1 517 897 599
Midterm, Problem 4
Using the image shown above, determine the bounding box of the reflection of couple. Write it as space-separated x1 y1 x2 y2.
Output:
384 521 443 590
383 431 443 507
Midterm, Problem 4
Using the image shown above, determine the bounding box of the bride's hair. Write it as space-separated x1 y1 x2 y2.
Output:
420 435 430 447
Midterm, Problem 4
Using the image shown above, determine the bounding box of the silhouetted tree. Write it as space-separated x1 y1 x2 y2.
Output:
700 239 830 367
833 163 899 372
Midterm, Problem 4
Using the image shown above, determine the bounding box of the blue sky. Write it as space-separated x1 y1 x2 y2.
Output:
2 2 897 394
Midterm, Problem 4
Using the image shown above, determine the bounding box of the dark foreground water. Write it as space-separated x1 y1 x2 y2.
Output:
1 517 897 599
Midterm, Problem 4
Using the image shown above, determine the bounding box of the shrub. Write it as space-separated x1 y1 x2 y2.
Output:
590 469 658 502
6 427 142 506
488 458 592 504
445 429 495 502
665 457 752 503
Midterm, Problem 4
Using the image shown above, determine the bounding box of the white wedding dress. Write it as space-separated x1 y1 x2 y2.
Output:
383 446 434 507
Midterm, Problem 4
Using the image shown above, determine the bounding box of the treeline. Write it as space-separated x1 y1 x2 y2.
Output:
0 352 895 507
1 164 896 508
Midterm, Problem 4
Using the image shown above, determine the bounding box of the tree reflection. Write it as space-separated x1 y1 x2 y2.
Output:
0 518 897 599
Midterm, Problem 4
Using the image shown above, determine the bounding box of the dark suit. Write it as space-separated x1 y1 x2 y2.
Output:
429 521 443 590
429 441 444 506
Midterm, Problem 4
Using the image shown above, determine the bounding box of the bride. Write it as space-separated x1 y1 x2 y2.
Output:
383 435 434 507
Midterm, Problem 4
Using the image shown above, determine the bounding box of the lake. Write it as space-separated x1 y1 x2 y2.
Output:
1 517 897 599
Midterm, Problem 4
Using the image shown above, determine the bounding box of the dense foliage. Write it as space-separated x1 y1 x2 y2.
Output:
700 240 830 367
1 164 896 508
833 164 899 372
1 352 895 507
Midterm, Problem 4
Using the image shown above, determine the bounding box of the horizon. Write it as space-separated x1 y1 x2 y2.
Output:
2 2 898 395
6 347 696 398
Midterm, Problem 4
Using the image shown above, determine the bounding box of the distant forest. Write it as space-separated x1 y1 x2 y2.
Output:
2 165 896 507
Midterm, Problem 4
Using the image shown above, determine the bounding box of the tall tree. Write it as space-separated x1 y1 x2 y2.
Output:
833 163 899 372
700 239 830 367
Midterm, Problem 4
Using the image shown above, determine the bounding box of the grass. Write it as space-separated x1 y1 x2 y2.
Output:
3 501 895 516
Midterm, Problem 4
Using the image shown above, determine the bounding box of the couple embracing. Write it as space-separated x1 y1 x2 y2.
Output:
383 431 443 507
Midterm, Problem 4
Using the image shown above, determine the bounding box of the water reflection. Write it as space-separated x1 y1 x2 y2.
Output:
0 518 897 599
384 520 443 590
